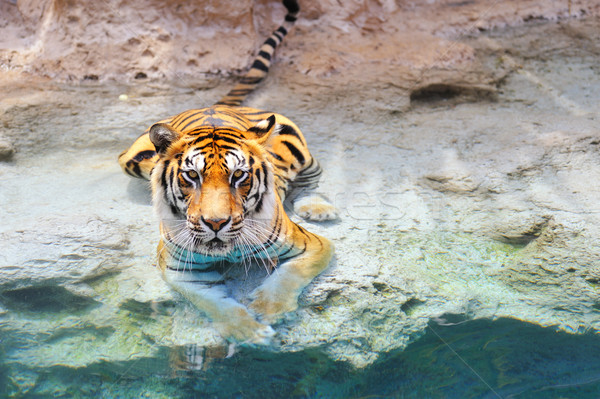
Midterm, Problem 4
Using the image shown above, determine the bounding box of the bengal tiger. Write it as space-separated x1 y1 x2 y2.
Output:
118 0 336 344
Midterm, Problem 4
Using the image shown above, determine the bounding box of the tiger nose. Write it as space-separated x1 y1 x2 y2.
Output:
201 216 231 232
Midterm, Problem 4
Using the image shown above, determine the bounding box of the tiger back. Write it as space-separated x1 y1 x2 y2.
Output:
118 0 336 344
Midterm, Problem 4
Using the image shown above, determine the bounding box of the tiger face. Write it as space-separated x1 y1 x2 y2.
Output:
149 116 278 257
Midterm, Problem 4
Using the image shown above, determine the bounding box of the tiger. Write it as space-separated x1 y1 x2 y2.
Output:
118 0 336 344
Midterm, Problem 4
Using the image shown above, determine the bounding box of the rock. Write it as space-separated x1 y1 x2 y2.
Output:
2 0 597 83
423 173 480 193
1 4 600 374
0 134 15 160
422 149 481 193
0 216 131 290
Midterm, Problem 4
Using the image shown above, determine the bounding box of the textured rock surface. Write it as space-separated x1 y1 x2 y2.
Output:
2 0 599 84
0 134 15 160
1 1 600 373
0 216 130 289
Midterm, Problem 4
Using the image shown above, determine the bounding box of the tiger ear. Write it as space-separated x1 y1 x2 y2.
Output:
149 123 181 154
247 115 277 144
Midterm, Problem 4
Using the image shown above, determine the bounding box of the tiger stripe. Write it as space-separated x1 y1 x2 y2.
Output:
215 1 298 107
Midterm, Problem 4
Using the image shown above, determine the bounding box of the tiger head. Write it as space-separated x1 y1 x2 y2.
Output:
149 116 278 256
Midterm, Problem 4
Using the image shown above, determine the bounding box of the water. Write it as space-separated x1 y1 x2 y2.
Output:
2 18 600 397
2 317 599 397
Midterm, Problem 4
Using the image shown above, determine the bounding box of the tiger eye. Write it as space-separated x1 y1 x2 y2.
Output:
233 170 244 179
187 170 198 179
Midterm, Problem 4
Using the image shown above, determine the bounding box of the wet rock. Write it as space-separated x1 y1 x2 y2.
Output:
493 214 552 245
7 369 39 397
0 216 131 290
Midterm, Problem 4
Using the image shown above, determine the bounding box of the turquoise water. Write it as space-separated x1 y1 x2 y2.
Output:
2 316 600 397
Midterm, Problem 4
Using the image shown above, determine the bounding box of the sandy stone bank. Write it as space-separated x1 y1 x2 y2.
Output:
1 0 598 84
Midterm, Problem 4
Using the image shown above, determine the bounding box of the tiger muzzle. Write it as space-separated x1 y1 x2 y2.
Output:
201 216 232 233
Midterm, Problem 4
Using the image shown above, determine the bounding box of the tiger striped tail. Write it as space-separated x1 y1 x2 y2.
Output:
216 0 299 107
